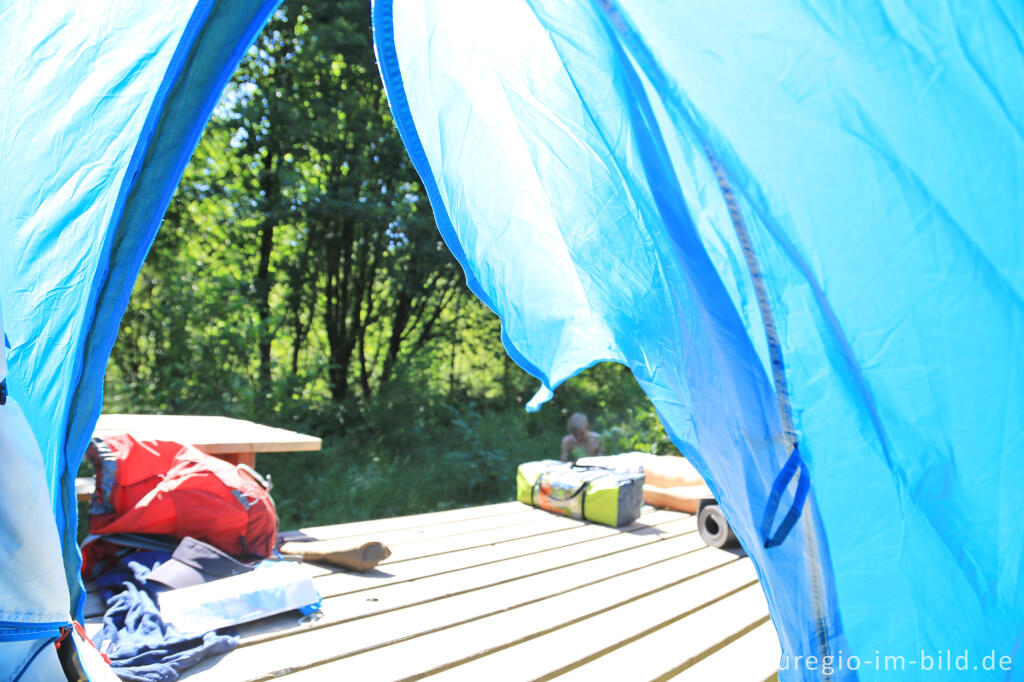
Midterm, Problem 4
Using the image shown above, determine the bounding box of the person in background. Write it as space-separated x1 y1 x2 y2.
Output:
560 412 603 462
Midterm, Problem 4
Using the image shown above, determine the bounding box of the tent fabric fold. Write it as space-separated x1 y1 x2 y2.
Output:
0 0 281 641
0 302 70 680
373 0 1024 678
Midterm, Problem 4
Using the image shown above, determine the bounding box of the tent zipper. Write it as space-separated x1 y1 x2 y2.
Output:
0 619 70 643
587 1 834 673
700 142 833 681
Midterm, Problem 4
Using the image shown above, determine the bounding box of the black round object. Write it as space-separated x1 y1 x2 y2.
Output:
697 501 740 549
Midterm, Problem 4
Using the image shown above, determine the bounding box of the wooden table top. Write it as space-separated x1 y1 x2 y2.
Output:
94 414 322 456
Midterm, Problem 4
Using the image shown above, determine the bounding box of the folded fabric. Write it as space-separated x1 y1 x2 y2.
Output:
93 552 238 682
277 539 391 572
148 537 255 589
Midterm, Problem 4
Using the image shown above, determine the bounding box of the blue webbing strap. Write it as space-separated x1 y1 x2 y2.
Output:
2 334 8 405
760 446 811 548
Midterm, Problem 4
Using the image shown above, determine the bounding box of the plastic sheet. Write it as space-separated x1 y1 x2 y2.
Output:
158 561 321 637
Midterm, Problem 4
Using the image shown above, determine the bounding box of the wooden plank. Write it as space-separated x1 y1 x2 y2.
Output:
87 505 711 682
185 532 737 682
415 556 763 682
380 509 690 565
85 508 686 621
305 509 689 601
541 575 770 682
668 619 780 682
82 515 550 617
292 508 578 565
94 414 322 455
379 513 644 565
85 501 539 595
227 514 697 645
82 504 636 618
276 554 756 682
297 501 530 539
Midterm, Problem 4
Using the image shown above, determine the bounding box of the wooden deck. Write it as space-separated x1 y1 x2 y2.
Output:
86 502 780 681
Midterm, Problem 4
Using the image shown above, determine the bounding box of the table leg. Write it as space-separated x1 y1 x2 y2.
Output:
216 452 257 469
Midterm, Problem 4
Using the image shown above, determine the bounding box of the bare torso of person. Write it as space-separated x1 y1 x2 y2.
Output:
560 432 602 461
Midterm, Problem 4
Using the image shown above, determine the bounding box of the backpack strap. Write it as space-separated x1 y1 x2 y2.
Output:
237 463 272 492
85 437 117 516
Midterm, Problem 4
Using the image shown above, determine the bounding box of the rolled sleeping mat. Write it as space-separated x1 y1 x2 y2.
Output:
697 499 740 549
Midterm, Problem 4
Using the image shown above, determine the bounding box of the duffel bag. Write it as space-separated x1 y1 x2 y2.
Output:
516 460 644 527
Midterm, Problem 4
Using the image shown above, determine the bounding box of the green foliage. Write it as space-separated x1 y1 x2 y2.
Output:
260 365 674 529
102 0 679 529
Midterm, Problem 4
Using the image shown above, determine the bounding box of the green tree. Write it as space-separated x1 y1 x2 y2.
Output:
103 0 678 527
230 0 462 403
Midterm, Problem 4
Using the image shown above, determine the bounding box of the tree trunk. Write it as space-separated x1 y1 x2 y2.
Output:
255 215 276 388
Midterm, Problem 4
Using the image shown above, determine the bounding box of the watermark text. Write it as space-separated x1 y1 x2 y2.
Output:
779 650 1013 675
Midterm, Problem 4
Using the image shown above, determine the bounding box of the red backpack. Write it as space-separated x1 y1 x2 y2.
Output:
82 434 277 577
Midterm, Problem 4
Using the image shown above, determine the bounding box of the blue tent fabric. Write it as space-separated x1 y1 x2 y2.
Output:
0 0 281 644
0 375 71 681
373 0 1024 678
2 0 1022 679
